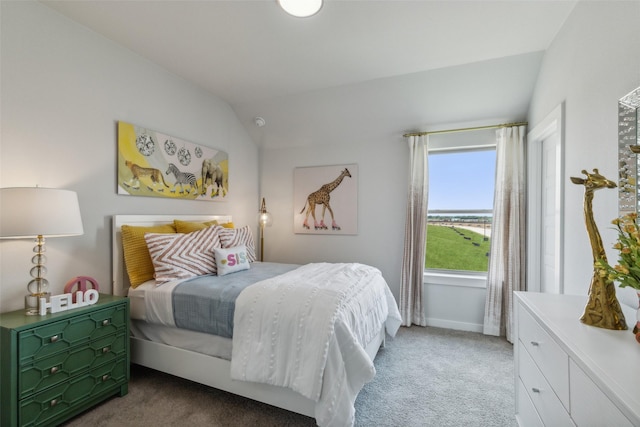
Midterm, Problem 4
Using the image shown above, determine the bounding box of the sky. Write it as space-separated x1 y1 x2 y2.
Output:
428 149 496 211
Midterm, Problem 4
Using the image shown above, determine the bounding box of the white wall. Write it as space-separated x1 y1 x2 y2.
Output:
0 1 259 312
528 1 640 306
260 104 490 333
260 139 407 295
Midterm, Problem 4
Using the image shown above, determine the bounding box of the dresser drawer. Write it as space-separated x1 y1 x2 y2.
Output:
18 357 127 427
18 304 127 363
516 378 544 427
19 331 127 399
518 342 574 427
569 360 633 427
519 306 569 408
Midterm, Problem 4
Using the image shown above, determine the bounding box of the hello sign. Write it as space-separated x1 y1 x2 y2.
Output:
39 289 100 315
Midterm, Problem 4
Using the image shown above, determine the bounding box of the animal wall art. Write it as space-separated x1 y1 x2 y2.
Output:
117 121 228 201
294 164 358 235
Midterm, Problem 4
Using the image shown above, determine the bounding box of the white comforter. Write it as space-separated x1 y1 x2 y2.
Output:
231 263 402 427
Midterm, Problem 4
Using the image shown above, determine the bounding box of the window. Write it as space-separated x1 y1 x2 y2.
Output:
426 148 496 273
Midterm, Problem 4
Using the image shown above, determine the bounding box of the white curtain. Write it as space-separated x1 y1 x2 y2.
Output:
400 135 428 327
483 125 526 342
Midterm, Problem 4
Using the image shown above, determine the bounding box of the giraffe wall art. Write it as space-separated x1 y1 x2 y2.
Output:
294 164 358 235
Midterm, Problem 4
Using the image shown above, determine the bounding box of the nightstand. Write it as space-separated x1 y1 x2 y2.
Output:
0 294 129 427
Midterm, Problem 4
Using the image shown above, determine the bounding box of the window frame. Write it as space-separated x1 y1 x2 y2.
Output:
425 143 496 280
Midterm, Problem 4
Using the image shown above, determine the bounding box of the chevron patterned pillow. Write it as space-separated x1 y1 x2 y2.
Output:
145 225 223 283
219 225 256 262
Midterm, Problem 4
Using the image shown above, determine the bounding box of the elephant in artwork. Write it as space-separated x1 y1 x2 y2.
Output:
201 158 226 197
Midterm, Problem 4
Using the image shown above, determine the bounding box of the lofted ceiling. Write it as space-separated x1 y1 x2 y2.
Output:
43 0 577 148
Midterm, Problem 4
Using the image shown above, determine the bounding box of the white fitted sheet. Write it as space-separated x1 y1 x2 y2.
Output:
128 281 232 360
130 319 233 360
128 280 185 326
128 282 153 321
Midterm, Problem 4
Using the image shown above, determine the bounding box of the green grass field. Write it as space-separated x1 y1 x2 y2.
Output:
425 225 491 272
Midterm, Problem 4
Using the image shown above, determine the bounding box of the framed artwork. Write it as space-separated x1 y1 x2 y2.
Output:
117 121 228 201
294 164 358 235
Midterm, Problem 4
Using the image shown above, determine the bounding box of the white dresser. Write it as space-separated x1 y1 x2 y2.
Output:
514 292 640 426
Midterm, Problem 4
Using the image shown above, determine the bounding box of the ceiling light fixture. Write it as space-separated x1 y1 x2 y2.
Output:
277 0 323 18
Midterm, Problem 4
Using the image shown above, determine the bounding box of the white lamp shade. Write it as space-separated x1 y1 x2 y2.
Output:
0 187 84 238
278 0 322 17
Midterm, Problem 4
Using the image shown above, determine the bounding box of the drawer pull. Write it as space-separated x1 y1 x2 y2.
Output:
102 374 110 382
50 398 59 407
102 319 110 326
530 341 540 346
50 335 60 343
531 387 541 393
102 346 110 353
50 366 60 375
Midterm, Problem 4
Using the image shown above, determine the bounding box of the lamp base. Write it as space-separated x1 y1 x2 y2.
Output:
25 292 50 316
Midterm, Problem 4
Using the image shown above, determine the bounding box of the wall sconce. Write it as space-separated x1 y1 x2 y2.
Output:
0 187 84 315
277 0 323 18
258 197 273 262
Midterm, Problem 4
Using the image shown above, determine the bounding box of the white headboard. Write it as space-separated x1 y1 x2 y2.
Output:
112 214 233 296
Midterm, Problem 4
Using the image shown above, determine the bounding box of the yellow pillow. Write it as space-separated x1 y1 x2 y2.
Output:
121 223 177 287
173 219 219 234
173 219 234 232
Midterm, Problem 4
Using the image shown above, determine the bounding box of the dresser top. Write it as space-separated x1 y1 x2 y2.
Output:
515 292 640 423
0 294 127 329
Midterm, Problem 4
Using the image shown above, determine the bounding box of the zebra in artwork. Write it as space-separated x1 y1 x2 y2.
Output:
166 163 198 195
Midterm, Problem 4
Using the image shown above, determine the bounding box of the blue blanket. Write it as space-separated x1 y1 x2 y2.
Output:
172 262 299 338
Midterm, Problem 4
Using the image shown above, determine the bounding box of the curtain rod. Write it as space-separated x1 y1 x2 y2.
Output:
403 121 528 138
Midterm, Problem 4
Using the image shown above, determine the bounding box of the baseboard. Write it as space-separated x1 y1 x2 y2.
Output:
425 318 484 333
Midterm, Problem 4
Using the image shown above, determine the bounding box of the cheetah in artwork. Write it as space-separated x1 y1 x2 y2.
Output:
122 160 169 192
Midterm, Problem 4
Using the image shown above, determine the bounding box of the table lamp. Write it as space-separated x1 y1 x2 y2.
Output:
0 187 84 314
258 197 273 262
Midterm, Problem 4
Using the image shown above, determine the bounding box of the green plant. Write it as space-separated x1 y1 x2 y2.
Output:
597 212 640 290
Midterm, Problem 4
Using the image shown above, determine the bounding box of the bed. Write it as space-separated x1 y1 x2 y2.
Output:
112 214 402 426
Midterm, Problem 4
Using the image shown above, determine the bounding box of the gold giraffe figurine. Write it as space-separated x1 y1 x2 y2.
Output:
570 169 627 330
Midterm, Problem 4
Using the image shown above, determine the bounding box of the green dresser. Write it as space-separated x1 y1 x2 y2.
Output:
0 294 129 427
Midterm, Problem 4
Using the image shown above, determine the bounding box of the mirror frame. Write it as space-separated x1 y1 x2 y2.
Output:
618 86 640 217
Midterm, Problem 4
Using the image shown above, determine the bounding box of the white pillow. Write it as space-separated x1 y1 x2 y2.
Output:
214 245 251 276
219 226 256 262
145 225 222 283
